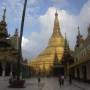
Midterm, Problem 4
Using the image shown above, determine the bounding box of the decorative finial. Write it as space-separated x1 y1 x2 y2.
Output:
55 10 58 16
77 26 82 38
2 8 6 21
14 28 18 36
78 26 79 30
78 26 80 35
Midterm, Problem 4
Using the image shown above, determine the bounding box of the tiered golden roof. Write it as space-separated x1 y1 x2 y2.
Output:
30 11 65 74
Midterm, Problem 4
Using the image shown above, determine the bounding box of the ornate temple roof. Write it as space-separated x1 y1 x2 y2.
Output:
0 9 18 62
10 28 19 50
0 9 9 38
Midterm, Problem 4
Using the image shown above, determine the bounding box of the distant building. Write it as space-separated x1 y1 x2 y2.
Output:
69 26 90 83
0 9 31 78
62 33 74 78
0 9 19 77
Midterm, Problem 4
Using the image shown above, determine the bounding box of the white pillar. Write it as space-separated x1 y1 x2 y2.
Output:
10 64 13 76
2 63 5 77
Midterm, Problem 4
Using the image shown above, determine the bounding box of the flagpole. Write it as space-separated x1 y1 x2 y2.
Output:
17 0 27 80
9 0 27 88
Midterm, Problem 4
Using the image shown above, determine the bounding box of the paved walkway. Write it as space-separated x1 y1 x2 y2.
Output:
72 80 90 90
42 78 86 90
0 77 90 90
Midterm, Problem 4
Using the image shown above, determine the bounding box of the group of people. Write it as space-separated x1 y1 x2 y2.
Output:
58 75 64 87
58 74 72 87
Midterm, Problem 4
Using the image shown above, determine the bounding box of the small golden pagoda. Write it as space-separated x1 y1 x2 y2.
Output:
30 11 65 75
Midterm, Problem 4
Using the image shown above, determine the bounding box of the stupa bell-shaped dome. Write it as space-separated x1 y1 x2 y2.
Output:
30 11 65 73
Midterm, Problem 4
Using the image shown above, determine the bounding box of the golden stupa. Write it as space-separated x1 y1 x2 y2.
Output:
30 11 65 74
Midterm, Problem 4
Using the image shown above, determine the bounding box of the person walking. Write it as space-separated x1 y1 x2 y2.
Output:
58 76 62 87
38 77 41 86
69 74 72 85
61 75 64 85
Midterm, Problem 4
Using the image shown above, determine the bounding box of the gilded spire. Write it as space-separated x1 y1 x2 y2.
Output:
62 33 70 63
64 32 67 46
2 8 6 21
64 33 69 50
48 10 64 47
78 26 80 36
55 10 58 17
75 26 82 48
77 26 82 39
52 10 62 37
14 28 18 36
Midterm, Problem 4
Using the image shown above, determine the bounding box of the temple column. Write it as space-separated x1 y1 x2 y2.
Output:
5 62 11 76
2 62 5 77
10 63 13 76
76 68 80 80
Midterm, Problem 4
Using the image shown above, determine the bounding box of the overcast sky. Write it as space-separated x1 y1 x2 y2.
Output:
0 0 90 60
